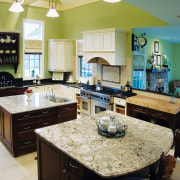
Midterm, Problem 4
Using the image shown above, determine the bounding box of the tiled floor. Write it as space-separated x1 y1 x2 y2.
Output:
0 141 37 180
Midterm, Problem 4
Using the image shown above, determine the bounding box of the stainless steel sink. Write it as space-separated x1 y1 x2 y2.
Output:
49 97 70 103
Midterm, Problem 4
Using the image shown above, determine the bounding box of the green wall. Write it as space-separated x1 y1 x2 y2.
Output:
173 44 180 80
0 2 63 78
62 1 168 58
145 36 174 80
0 1 168 79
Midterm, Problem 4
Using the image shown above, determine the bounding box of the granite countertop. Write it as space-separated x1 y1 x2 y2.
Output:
126 95 180 114
0 93 76 114
35 111 173 178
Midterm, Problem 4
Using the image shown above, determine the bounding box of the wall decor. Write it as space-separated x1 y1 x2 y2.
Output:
154 41 159 53
153 54 157 64
157 55 161 66
102 65 121 83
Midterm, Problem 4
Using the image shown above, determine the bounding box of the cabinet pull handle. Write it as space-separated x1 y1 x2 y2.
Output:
24 140 31 145
43 111 49 114
63 169 67 174
24 126 31 130
136 108 143 111
69 161 78 169
155 113 163 116
24 115 31 118
42 122 49 125
65 107 71 110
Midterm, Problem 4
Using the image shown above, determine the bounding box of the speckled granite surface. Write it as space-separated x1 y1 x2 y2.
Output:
35 111 173 178
0 93 76 114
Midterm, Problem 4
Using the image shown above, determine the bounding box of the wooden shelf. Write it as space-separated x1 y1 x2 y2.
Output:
0 32 19 73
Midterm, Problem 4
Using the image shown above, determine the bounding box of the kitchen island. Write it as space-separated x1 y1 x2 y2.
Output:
0 93 77 156
35 111 173 180
126 95 180 131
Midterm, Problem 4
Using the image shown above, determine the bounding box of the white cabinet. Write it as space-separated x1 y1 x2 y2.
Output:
82 28 127 65
48 39 73 72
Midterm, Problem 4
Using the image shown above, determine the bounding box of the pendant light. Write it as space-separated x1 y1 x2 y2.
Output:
9 0 24 13
46 0 59 18
103 0 121 3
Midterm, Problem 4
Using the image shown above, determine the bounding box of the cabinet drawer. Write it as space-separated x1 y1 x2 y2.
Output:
151 109 173 121
114 97 125 106
130 104 148 114
58 103 77 112
17 118 56 132
13 107 56 120
63 154 84 178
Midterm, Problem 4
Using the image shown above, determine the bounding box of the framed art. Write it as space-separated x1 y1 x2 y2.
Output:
157 55 161 66
102 65 121 84
153 54 157 64
154 41 159 53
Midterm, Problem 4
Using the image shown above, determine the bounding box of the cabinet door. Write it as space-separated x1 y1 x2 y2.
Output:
39 141 62 180
55 42 64 70
1 109 12 149
84 34 94 51
103 32 114 51
63 170 82 180
64 42 73 71
94 34 103 51
57 104 77 123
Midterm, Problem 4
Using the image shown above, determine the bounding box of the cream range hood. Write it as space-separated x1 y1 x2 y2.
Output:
82 28 128 65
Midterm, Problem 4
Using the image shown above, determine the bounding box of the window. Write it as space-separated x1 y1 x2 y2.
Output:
133 70 144 89
24 54 42 77
23 19 44 79
80 56 92 78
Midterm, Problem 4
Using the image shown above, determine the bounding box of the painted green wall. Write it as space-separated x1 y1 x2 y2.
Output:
146 36 174 80
0 2 63 78
173 44 180 80
0 1 168 79
62 1 168 58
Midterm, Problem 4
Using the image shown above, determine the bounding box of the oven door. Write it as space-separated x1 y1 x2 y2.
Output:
80 96 91 116
91 99 113 116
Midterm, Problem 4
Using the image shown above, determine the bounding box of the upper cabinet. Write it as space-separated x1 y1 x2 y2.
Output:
82 28 127 66
48 39 73 72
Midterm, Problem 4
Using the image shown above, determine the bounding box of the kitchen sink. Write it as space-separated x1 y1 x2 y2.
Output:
49 97 70 103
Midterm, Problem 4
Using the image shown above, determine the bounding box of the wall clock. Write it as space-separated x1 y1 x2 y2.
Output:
138 36 147 48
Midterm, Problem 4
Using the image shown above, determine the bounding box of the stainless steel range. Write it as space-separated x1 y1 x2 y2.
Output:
80 85 136 116
80 86 117 116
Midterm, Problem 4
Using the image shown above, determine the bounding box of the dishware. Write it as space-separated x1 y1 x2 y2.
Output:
25 92 33 102
98 116 112 131
11 39 16 43
108 125 117 134
0 37 5 43
6 35 11 43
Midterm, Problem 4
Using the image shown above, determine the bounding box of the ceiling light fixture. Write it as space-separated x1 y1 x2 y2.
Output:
9 0 24 13
103 0 122 3
46 0 59 18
